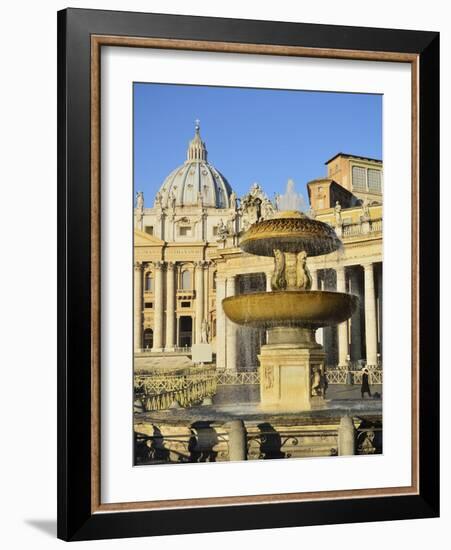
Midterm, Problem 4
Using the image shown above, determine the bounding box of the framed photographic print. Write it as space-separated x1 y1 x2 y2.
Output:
57 8 439 541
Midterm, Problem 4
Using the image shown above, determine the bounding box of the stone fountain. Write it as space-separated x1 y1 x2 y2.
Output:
222 194 358 412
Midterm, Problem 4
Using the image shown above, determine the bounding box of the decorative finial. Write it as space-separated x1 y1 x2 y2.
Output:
195 119 200 133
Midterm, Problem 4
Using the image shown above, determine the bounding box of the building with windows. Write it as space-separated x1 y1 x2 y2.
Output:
134 125 383 371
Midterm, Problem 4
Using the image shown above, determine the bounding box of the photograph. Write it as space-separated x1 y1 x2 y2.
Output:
132 83 384 465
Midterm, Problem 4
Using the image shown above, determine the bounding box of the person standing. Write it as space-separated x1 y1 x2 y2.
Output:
361 367 371 399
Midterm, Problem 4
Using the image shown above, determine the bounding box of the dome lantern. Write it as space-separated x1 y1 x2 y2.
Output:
187 120 207 162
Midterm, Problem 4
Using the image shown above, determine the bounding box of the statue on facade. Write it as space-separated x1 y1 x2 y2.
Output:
169 192 176 211
136 191 144 210
230 191 237 210
250 182 261 197
261 198 275 220
154 191 162 208
361 198 370 220
217 219 229 241
135 191 144 226
201 319 210 343
334 200 342 225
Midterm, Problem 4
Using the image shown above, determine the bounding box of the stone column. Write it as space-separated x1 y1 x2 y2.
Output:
226 420 247 461
338 416 356 456
316 274 324 346
152 261 164 351
349 268 363 362
195 261 205 344
310 267 318 290
336 266 349 368
266 272 272 292
226 276 238 371
134 262 143 353
363 262 378 366
377 262 383 364
215 276 227 370
310 267 322 347
165 262 175 351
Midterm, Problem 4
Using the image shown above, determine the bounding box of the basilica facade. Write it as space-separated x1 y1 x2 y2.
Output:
134 124 383 371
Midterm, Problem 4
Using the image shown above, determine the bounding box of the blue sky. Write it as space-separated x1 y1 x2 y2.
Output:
134 83 382 206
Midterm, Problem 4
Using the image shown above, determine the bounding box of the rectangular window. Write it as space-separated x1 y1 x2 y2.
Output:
181 301 191 308
352 166 367 190
179 226 192 237
144 302 153 308
144 226 154 235
368 169 382 193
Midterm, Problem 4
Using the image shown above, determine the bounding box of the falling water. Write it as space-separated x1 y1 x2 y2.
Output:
276 179 306 212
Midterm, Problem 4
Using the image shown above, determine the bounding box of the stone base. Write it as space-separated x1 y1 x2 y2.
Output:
191 343 213 364
259 345 326 412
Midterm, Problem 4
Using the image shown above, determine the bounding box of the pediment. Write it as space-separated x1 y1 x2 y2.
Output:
134 229 165 247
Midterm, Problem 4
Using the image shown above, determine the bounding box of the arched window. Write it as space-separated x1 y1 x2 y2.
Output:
143 328 153 350
212 271 217 290
181 270 191 290
145 273 153 291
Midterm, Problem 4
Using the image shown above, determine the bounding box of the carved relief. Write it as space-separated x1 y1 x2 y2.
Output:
296 251 312 290
270 249 312 291
263 365 274 390
311 366 322 396
271 249 286 290
240 182 275 230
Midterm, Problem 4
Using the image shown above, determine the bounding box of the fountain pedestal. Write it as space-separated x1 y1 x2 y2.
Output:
259 328 326 411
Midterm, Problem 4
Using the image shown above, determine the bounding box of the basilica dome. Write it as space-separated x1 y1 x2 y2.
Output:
156 122 233 209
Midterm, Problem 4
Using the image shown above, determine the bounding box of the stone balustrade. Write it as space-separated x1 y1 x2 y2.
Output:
135 366 217 411
341 218 382 238
134 416 382 464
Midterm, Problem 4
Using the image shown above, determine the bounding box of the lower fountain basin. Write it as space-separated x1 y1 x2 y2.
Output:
222 290 358 329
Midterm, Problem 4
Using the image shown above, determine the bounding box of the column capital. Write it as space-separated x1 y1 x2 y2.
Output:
134 261 143 271
362 261 374 271
154 261 165 271
167 261 175 270
195 260 207 269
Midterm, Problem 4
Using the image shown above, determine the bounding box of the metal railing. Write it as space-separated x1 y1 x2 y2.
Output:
325 367 383 385
216 371 260 385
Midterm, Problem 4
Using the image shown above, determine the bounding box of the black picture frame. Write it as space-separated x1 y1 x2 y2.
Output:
57 7 439 541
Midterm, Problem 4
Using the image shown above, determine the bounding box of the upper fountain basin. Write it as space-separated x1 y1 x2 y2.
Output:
240 210 341 257
222 290 358 329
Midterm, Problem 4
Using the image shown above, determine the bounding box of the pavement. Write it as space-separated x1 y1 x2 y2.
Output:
326 384 382 400
135 384 383 424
